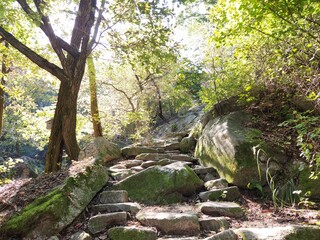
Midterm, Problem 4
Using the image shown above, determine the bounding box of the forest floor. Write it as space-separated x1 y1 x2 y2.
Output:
1 91 320 233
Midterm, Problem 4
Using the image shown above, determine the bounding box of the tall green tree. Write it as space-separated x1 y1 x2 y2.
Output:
0 0 105 172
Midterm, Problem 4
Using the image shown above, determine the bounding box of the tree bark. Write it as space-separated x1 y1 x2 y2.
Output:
0 41 9 136
45 79 81 172
87 56 103 137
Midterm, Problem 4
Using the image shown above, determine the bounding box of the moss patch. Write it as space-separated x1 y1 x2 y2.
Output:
0 164 109 238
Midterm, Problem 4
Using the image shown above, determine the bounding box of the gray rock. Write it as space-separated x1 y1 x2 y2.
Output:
164 142 181 151
99 190 128 204
0 160 109 238
88 212 127 234
199 186 241 201
79 137 121 163
199 217 230 232
136 210 200 235
234 225 320 240
70 231 92 240
124 160 144 168
114 162 203 204
193 166 217 175
108 226 157 240
204 179 229 190
197 201 244 218
47 236 59 240
136 153 196 162
195 111 287 187
157 238 199 240
91 202 141 215
204 230 237 240
109 169 136 181
121 145 164 157
141 160 157 168
180 136 196 153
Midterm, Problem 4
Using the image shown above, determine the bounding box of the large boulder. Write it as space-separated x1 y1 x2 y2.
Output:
0 159 109 238
195 111 287 187
114 162 203 204
79 137 121 163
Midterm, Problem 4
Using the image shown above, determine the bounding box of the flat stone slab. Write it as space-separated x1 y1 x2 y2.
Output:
199 186 241 201
199 217 230 232
99 190 128 203
136 210 200 235
135 153 196 162
141 159 177 168
88 212 127 234
204 230 237 240
108 226 157 240
124 160 144 168
193 166 217 175
234 225 320 240
121 145 164 157
158 238 199 240
204 178 229 190
91 202 141 215
197 202 244 218
164 142 181 151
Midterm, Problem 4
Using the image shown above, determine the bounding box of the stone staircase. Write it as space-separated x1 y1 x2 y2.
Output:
63 137 246 240
62 137 319 240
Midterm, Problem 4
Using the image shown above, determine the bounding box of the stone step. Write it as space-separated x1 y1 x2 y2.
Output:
91 202 141 215
164 142 181 151
136 210 200 236
108 226 157 240
121 145 165 157
157 237 199 240
199 216 230 232
204 178 228 190
197 202 244 218
193 166 217 175
99 190 128 204
234 225 320 240
203 230 237 240
198 186 241 201
87 212 127 234
135 153 197 162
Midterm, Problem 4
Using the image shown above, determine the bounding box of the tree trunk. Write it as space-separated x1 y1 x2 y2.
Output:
87 56 103 137
0 41 8 136
45 79 81 172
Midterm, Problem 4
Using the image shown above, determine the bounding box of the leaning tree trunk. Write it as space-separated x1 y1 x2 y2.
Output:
45 79 81 172
87 56 103 137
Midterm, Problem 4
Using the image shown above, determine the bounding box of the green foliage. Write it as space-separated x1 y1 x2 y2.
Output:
176 61 206 101
280 111 320 173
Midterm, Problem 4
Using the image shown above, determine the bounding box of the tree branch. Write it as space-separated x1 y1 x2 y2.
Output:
0 26 66 81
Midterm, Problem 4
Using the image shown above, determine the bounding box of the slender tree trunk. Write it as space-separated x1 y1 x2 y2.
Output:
45 79 81 172
87 56 103 137
0 41 8 136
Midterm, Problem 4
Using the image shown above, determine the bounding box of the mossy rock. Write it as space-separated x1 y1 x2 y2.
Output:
114 162 203 204
195 111 287 187
108 226 157 240
0 161 109 238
